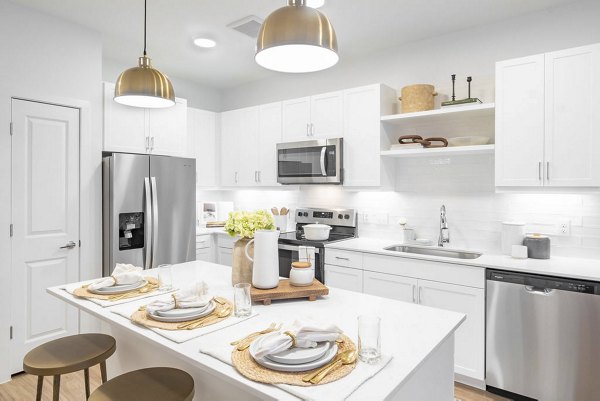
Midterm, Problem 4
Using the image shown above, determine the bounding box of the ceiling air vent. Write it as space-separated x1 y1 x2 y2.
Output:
228 15 264 39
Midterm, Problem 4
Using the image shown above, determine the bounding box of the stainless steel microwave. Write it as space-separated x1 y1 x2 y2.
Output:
277 138 343 185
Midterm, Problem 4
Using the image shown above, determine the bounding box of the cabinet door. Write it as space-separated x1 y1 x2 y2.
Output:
148 98 188 156
217 247 233 266
363 270 417 303
220 110 241 186
282 97 311 141
103 82 148 153
258 102 282 186
545 44 600 187
237 106 260 186
495 55 545 187
196 247 214 263
324 264 362 292
343 85 380 186
310 91 343 138
188 108 217 187
418 279 485 382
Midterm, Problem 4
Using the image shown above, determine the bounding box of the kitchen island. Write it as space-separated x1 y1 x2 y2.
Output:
48 261 464 401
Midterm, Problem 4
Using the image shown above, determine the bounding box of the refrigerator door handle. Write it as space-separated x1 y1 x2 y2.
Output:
151 176 159 268
144 177 152 269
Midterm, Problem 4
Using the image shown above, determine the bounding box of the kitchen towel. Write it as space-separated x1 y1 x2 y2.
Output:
62 279 176 308
111 299 258 343
197 318 392 401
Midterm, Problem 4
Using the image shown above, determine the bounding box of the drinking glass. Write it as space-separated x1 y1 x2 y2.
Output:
358 315 381 364
234 283 252 317
157 264 173 291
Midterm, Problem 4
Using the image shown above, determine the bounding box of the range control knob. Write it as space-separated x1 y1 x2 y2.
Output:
344 214 350 219
303 212 308 217
338 214 343 219
298 212 302 217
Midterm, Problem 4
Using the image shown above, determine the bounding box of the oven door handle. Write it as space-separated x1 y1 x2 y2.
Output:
320 146 327 176
278 243 320 253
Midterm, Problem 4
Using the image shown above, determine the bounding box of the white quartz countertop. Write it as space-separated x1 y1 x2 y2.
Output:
325 237 600 282
196 226 229 236
48 261 464 401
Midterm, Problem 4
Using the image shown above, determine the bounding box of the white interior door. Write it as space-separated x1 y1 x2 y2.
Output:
10 99 80 373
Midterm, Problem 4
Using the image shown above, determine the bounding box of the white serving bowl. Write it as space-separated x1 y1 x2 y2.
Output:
303 223 332 241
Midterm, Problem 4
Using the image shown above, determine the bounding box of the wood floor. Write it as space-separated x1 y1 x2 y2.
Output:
1 369 510 401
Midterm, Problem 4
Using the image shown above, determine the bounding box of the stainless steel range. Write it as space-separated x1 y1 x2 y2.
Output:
278 207 358 283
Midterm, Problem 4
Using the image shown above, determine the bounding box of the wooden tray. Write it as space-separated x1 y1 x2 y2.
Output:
251 279 329 305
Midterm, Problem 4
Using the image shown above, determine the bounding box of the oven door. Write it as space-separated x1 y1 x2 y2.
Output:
277 138 343 184
278 243 324 283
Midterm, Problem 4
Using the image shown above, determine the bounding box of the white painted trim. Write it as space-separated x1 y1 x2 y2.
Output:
0 87 102 382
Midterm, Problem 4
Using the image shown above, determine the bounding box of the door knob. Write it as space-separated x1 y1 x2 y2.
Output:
60 241 77 249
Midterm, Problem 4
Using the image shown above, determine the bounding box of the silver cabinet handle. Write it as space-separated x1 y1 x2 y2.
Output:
311 123 315 136
150 137 154 151
254 171 258 182
412 284 416 303
258 171 261 183
546 161 550 181
234 171 238 184
306 123 310 136
335 256 350 260
150 177 159 268
144 177 152 269
538 161 542 181
145 136 150 151
417 286 422 303
59 241 76 249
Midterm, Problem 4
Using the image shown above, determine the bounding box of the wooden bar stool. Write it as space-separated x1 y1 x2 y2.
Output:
89 367 194 401
23 333 116 401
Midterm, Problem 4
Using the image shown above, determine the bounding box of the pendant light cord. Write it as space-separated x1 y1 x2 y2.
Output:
143 0 147 56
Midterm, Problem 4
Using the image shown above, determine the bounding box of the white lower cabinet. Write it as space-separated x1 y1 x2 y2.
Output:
324 264 363 292
217 248 233 266
418 279 485 384
363 270 417 303
195 235 215 263
325 249 485 386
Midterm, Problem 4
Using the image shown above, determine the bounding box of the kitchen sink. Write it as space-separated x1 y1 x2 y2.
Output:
383 245 482 260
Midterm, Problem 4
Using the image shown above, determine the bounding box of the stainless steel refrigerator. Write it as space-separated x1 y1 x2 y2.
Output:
102 153 196 276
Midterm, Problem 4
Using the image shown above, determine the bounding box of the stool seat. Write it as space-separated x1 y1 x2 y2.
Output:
89 367 194 401
23 333 116 376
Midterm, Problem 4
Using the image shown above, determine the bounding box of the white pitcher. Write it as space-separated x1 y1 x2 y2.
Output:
245 230 280 289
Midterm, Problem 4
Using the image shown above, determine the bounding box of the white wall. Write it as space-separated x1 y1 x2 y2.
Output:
102 58 222 112
221 0 600 110
0 0 103 382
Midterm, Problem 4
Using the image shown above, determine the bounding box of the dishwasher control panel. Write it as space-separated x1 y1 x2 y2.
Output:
487 270 600 294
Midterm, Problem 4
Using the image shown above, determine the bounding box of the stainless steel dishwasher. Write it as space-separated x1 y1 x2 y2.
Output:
486 269 600 401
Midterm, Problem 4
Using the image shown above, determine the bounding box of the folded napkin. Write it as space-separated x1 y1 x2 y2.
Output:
253 319 343 359
146 282 211 315
87 263 143 291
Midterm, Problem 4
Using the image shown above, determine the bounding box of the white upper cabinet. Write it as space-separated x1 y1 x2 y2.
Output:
496 43 600 188
544 44 600 187
188 108 217 187
219 109 241 186
236 106 260 186
103 82 188 156
257 102 282 186
282 91 343 141
495 55 546 187
103 82 148 153
148 98 187 156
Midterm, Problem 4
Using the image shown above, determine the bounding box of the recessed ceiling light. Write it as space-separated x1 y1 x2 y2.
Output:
193 38 217 48
306 0 325 8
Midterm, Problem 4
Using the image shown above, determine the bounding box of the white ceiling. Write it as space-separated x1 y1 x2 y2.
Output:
11 0 580 89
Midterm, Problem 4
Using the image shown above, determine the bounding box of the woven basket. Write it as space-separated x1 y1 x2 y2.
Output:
399 84 437 113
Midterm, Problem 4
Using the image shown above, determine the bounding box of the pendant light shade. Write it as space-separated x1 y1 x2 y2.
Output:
256 0 338 73
114 0 175 108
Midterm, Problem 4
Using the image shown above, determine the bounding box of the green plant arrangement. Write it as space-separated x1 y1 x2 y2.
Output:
224 210 276 239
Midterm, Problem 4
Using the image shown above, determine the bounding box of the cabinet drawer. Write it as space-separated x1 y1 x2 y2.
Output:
195 235 212 249
324 249 363 269
217 235 235 249
362 254 485 289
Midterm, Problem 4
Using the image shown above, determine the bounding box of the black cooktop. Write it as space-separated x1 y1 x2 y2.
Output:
278 228 356 247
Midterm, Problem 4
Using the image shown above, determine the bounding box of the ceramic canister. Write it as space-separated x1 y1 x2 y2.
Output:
501 222 526 256
523 234 551 259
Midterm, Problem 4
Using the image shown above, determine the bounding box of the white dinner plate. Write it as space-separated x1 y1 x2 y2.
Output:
88 280 147 295
266 340 332 365
147 301 215 323
250 338 338 372
155 302 211 318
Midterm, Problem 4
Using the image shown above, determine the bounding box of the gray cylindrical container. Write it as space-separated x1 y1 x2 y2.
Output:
523 234 551 259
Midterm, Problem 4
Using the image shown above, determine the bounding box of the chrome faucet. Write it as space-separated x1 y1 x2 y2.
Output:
438 205 450 247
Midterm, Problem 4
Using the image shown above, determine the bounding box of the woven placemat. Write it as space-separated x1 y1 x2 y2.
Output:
232 335 357 386
72 277 159 301
130 298 233 331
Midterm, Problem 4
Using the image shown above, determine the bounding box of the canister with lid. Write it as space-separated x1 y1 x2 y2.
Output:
523 234 551 259
289 261 314 287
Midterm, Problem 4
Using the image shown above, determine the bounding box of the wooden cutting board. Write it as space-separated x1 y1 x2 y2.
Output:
250 279 329 305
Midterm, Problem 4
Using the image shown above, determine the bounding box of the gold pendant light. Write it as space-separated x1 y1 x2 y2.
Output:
114 0 175 108
256 0 338 73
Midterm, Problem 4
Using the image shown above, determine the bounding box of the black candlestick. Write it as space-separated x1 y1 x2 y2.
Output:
467 76 472 99
451 74 456 101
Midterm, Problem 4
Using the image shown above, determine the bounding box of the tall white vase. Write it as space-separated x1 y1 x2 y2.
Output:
245 230 280 289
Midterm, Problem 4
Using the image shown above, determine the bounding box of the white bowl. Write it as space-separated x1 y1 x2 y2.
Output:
303 223 332 241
